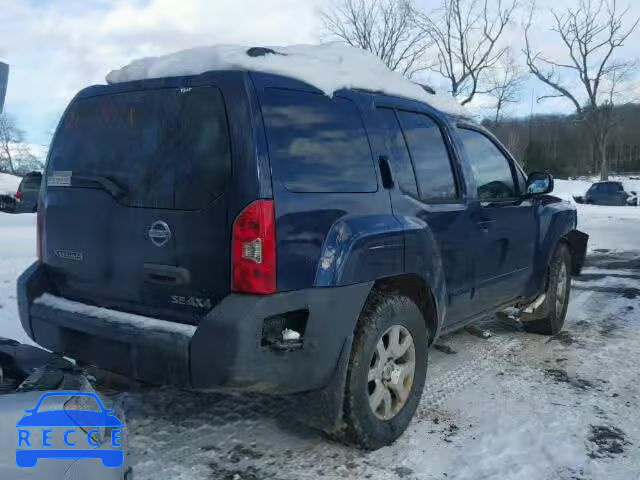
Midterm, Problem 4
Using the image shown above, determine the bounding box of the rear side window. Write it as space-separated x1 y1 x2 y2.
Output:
396 111 458 201
261 89 377 193
377 108 419 198
457 128 516 200
49 86 231 210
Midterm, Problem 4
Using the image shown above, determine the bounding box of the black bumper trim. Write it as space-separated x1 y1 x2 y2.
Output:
18 262 373 394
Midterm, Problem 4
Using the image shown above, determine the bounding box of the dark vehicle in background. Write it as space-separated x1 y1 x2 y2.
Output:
0 172 42 214
0 193 13 213
18 62 588 449
583 180 635 206
14 172 42 213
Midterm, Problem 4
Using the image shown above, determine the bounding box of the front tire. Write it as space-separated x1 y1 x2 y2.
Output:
522 243 572 335
343 292 428 450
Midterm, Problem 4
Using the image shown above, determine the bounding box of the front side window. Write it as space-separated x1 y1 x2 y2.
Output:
396 111 458 202
457 128 516 201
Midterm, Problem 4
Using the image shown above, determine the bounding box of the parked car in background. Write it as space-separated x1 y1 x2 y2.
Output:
0 194 14 213
13 172 42 213
584 181 632 206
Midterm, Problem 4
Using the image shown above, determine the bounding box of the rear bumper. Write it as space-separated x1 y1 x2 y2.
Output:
18 262 371 394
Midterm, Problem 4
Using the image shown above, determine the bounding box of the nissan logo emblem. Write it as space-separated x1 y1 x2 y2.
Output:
148 221 172 247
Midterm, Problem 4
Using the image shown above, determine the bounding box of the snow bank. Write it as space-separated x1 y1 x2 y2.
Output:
106 42 465 116
0 172 20 196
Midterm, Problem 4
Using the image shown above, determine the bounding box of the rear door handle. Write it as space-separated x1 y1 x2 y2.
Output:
378 155 394 189
144 264 191 286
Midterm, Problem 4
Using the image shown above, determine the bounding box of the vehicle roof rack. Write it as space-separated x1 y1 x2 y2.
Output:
416 83 436 95
246 47 286 58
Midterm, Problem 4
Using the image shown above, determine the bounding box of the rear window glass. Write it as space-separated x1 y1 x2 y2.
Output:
48 86 231 210
261 89 377 193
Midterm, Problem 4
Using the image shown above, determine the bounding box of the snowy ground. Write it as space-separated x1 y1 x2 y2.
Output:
0 185 639 480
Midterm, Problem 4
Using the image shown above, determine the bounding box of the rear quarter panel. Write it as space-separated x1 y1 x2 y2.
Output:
251 73 406 291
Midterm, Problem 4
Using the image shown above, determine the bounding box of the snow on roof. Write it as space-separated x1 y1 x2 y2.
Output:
106 42 465 116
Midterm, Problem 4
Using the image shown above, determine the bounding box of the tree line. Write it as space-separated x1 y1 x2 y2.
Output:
322 0 639 179
483 103 640 177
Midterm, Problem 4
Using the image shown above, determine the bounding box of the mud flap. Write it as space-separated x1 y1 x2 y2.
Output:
566 230 589 275
289 335 353 435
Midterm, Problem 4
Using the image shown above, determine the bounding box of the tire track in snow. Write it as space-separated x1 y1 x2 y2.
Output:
423 288 594 408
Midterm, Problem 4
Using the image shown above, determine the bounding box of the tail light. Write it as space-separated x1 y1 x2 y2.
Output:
15 191 23 202
231 200 276 294
36 202 43 260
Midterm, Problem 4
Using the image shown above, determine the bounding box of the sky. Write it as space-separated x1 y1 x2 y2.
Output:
1 0 639 148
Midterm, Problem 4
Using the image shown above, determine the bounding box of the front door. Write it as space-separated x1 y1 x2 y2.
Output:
456 127 537 312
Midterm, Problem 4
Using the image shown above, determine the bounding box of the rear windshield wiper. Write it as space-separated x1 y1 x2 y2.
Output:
72 175 128 199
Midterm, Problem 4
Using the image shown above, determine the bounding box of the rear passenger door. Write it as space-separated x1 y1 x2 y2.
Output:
456 127 537 310
374 106 477 327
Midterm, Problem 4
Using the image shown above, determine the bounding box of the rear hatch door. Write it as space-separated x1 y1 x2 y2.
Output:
43 84 233 324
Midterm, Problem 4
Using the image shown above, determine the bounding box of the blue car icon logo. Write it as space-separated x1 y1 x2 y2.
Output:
16 391 124 468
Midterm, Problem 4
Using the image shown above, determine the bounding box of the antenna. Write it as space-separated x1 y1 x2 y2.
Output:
0 62 8 114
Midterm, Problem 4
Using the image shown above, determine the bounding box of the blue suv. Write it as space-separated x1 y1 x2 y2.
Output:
18 62 588 449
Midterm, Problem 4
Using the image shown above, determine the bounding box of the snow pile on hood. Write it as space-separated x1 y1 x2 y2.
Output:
0 173 20 196
106 42 465 116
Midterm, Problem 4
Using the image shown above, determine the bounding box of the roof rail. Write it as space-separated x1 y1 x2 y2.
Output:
246 47 286 58
415 83 436 95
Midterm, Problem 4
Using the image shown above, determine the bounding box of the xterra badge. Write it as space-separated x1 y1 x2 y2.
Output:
54 249 84 261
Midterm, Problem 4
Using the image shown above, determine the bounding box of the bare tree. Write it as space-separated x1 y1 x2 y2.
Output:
524 0 639 179
321 0 431 76
486 49 525 123
417 0 518 105
0 112 23 174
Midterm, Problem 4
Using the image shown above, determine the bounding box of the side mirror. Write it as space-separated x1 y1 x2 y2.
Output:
526 172 554 196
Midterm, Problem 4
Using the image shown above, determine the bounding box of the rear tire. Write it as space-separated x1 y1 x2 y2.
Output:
522 243 572 335
342 292 428 450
